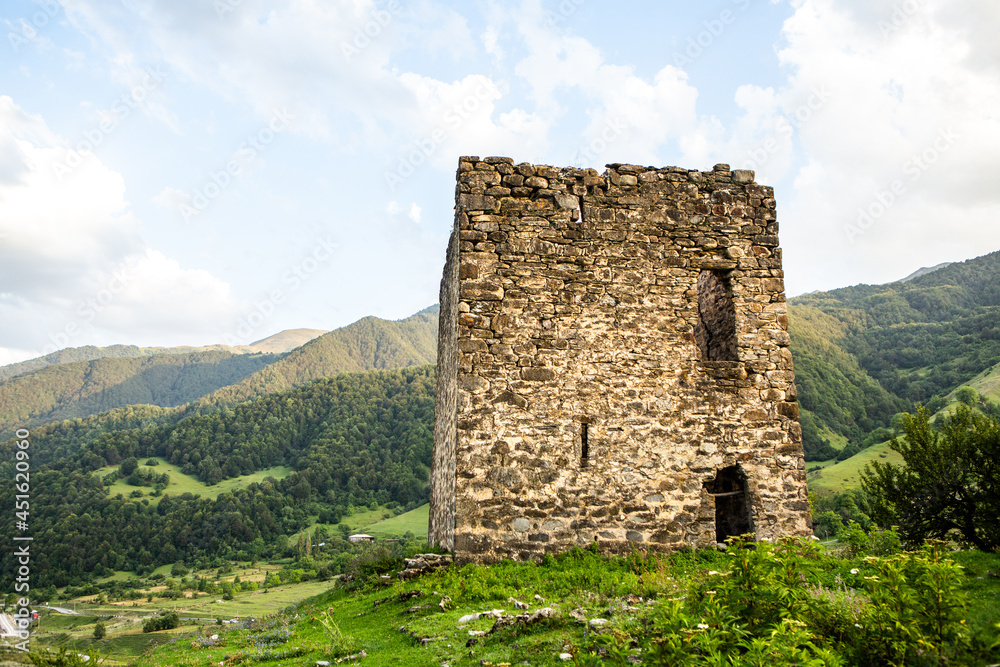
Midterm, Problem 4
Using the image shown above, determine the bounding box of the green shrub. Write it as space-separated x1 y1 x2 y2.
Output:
142 610 180 633
842 521 902 557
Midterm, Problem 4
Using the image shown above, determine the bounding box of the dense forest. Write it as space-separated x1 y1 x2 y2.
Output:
0 366 434 588
789 249 1000 458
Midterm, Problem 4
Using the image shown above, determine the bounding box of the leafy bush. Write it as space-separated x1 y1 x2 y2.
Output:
341 542 407 587
142 610 180 633
841 521 902 558
630 536 971 666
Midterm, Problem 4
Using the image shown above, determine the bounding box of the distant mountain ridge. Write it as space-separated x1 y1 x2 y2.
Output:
899 262 952 283
0 329 327 382
0 350 281 439
789 249 1000 459
0 311 436 438
195 306 438 407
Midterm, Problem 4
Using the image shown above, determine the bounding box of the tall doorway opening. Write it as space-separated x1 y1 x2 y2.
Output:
705 465 753 543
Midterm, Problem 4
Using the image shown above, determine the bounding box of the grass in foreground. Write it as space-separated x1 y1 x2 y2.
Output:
134 538 1000 667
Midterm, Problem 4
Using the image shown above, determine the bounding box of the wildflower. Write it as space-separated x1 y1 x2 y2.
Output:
854 623 862 628
697 624 709 629
850 568 859 575
707 571 720 576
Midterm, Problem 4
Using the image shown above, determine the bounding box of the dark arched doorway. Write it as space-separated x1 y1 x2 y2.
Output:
705 465 754 543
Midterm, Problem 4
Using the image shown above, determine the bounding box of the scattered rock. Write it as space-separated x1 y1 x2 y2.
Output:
559 653 573 661
404 604 432 615
399 553 454 580
487 607 555 635
589 618 609 628
458 613 480 624
508 597 529 609
375 589 423 608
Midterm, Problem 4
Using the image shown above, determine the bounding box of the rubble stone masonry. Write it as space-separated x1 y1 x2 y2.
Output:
429 156 811 561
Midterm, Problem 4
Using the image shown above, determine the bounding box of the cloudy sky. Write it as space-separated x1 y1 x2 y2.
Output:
1 0 998 364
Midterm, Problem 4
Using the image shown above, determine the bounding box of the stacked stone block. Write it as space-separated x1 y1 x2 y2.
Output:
430 156 811 561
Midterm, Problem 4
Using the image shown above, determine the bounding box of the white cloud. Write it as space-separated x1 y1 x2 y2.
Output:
408 202 421 224
772 0 1000 293
0 96 240 358
152 186 191 211
505 1 703 168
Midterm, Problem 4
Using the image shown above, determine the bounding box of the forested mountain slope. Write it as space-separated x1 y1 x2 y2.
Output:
0 366 435 587
789 249 1000 459
0 351 280 439
195 307 438 407
0 311 435 439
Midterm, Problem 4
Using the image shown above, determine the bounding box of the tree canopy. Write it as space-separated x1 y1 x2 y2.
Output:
861 405 1000 551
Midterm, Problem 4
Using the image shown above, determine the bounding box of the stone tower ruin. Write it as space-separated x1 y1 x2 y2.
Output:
429 156 811 561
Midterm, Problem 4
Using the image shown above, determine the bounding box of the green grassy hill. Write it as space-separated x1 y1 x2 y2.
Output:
956 361 1000 402
0 310 433 440
96 457 294 503
806 440 904 492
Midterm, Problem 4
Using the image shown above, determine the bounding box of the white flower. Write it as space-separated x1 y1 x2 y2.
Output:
697 624 709 629
850 568 860 575
854 623 862 628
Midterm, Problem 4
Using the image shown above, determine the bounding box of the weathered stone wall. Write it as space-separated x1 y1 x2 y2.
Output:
429 156 811 561
429 217 460 550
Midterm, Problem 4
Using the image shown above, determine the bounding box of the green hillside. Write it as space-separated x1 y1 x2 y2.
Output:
0 311 433 440
0 350 280 439
196 307 438 407
0 343 151 381
789 249 1000 459
0 327 319 383
0 366 435 588
806 440 904 492
96 457 294 503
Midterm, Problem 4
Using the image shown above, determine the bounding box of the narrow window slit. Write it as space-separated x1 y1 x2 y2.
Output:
580 423 589 468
